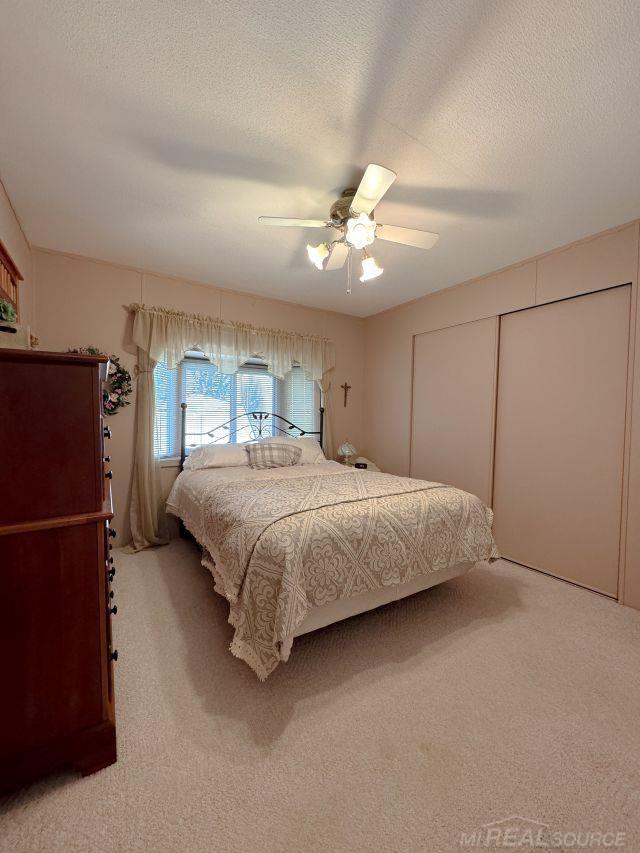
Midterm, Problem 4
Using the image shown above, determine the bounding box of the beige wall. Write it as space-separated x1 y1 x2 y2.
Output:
0 179 33 327
363 221 640 609
32 249 366 544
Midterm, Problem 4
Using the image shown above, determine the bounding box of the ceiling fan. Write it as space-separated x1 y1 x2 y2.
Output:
258 164 439 293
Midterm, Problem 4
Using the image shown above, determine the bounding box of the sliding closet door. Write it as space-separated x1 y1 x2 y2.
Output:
411 317 498 504
493 285 631 596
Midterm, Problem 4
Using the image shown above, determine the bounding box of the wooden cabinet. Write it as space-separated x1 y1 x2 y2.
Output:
0 350 117 792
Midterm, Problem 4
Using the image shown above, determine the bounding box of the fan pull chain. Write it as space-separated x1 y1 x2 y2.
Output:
346 247 352 295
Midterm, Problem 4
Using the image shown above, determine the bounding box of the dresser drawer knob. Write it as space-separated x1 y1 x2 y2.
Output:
109 589 115 599
109 569 116 581
104 455 111 463
103 426 112 439
105 470 113 480
110 649 118 662
108 556 114 564
109 605 118 616
108 528 117 539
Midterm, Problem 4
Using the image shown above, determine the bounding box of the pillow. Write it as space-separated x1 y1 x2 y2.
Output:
246 442 302 470
261 435 326 465
183 442 249 471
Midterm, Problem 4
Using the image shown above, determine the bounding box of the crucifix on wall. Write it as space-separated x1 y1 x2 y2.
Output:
340 381 351 407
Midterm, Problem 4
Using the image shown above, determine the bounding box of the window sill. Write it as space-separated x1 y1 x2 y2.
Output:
158 457 181 469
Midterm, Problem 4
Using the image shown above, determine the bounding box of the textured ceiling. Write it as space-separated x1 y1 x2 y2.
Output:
1 1 640 316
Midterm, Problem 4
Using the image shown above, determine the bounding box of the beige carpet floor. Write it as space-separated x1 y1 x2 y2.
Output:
2 540 640 852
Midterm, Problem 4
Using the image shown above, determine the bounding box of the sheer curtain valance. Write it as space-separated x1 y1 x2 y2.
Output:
126 304 335 551
130 303 335 380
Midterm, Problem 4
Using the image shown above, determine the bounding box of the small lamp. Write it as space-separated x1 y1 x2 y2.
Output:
338 441 357 465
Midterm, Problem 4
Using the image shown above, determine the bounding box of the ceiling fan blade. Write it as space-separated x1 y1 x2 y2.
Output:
350 164 397 216
325 242 349 271
376 224 440 250
258 217 329 228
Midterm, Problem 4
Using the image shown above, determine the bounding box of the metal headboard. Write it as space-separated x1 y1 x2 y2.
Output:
179 405 324 469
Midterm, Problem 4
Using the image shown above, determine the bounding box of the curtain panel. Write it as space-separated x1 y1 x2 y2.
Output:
126 303 336 551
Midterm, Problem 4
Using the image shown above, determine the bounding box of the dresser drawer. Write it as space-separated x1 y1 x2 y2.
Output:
0 523 106 755
0 355 104 523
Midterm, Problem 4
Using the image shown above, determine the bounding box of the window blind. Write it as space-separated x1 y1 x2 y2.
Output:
181 359 234 448
235 367 278 442
283 366 316 433
154 360 178 458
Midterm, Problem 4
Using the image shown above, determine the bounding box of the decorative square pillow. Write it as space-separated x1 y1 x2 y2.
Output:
246 442 302 469
259 435 326 464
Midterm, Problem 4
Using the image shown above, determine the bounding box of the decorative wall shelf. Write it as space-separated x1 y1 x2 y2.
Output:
0 240 23 319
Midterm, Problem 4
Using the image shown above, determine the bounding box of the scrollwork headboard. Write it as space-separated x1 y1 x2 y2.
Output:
179 405 324 469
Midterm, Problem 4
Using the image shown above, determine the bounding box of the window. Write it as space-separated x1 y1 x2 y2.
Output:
153 354 319 459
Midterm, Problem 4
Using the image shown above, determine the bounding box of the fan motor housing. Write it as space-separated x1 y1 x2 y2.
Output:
330 190 357 226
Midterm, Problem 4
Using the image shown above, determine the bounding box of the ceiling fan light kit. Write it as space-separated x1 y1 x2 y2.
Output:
359 249 383 282
306 242 330 270
345 212 376 250
259 164 439 294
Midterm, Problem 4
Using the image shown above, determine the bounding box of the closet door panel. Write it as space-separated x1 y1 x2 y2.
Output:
411 317 498 505
493 285 631 596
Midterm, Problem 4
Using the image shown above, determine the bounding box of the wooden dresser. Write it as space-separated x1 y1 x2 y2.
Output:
0 349 118 792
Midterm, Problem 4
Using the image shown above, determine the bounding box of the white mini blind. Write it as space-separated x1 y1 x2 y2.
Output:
153 357 318 458
181 359 234 449
235 367 278 443
283 366 316 433
154 360 179 458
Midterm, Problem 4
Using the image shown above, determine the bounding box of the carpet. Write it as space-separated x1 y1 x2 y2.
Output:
2 540 639 852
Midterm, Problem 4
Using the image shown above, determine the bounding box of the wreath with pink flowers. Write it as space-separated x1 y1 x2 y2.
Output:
67 346 132 416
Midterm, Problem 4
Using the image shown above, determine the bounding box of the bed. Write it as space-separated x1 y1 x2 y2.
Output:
167 409 499 680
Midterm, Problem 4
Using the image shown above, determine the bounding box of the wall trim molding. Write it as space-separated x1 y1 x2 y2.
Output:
367 218 640 321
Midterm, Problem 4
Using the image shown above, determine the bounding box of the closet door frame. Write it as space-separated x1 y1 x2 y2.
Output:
491 280 634 600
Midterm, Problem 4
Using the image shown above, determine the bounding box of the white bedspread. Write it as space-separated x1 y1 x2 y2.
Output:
167 462 498 679
166 461 353 526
